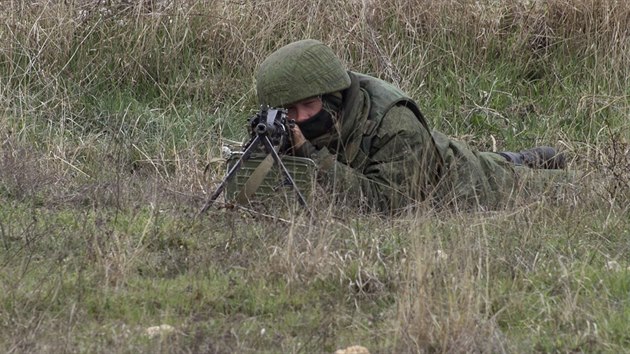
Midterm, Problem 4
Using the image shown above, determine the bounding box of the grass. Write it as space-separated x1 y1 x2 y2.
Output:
1 0 630 352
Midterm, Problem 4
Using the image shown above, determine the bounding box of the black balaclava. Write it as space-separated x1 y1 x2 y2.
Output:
296 93 343 141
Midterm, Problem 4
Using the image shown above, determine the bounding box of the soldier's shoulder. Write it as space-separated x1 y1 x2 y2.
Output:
378 104 426 136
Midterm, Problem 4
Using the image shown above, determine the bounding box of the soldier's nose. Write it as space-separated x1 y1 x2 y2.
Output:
295 108 311 122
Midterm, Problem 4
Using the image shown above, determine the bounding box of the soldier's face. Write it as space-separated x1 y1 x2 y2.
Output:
286 97 322 123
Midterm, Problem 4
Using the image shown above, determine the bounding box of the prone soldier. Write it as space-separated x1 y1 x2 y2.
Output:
253 39 567 214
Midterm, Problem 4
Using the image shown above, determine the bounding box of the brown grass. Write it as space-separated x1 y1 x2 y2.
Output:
1 0 629 353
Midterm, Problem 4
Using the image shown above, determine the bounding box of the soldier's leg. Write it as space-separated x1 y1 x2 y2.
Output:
431 131 519 209
498 147 566 169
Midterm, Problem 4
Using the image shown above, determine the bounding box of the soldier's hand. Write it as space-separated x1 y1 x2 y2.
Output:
290 124 306 151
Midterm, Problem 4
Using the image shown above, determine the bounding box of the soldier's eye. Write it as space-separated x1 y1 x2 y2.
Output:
305 99 320 108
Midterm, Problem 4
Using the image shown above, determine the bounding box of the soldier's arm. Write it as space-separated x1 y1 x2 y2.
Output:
298 105 442 214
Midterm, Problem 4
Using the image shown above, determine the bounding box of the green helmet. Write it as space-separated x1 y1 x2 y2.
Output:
256 39 351 107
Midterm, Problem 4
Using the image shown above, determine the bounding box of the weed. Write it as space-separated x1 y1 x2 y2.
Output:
1 0 629 352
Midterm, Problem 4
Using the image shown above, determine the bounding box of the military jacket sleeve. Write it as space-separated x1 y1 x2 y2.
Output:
297 104 442 214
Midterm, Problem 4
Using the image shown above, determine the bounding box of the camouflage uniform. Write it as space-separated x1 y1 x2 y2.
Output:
256 40 563 214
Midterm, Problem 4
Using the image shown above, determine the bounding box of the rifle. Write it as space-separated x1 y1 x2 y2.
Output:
199 106 312 215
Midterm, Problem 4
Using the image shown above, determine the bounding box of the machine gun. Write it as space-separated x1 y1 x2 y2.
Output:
199 106 312 215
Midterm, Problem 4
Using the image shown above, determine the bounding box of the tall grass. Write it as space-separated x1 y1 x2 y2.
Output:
1 0 629 352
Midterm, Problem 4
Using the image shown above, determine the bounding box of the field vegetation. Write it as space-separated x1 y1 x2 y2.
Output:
1 0 629 352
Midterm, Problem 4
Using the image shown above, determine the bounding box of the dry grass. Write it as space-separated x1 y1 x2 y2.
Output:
1 0 630 353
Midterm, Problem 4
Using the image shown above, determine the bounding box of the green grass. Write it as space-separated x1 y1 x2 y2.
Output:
1 0 630 352
2 199 629 352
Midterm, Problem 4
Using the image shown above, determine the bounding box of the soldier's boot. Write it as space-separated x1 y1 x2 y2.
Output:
498 146 566 169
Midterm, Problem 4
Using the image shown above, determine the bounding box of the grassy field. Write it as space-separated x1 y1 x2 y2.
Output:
1 0 629 352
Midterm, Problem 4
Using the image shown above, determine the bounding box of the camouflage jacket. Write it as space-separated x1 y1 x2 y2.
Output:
295 72 519 213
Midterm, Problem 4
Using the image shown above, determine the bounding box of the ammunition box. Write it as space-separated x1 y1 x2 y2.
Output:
224 153 318 205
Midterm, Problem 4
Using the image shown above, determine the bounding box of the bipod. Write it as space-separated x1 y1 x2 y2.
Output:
198 130 312 216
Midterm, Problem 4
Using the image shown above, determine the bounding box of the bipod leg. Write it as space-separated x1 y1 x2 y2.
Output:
198 135 262 215
261 135 312 216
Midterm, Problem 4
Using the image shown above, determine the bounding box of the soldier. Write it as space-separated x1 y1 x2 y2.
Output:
255 39 567 214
